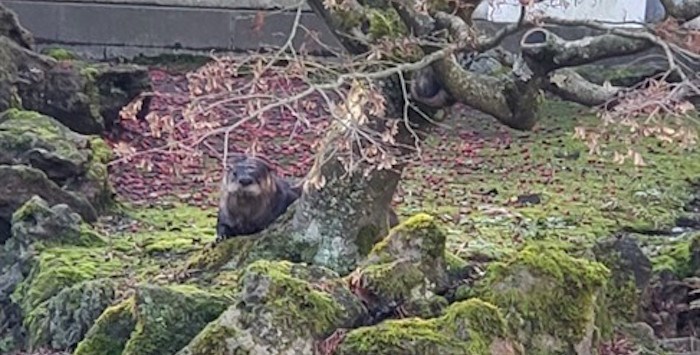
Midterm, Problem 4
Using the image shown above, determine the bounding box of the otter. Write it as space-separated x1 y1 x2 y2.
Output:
410 65 455 108
215 155 301 242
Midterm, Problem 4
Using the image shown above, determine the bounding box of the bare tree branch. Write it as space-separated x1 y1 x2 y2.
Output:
546 68 622 107
520 27 652 72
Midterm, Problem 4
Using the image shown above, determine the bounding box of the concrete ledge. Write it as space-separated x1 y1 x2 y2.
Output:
0 0 674 63
1 0 344 59
4 0 311 10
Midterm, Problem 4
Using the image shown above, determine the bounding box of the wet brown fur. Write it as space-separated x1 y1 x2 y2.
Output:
215 155 301 241
410 65 456 108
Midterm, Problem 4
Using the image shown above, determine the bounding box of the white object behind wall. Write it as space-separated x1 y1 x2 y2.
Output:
473 0 649 27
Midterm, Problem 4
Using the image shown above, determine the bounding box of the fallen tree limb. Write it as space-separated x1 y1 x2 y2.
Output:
520 28 652 72
546 68 623 107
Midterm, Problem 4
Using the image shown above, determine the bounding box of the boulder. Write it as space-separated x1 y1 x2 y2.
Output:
0 196 105 353
0 4 33 49
0 109 115 229
25 279 117 351
179 213 500 354
592 234 653 323
350 213 450 321
74 285 230 355
177 260 367 355
0 35 150 135
336 298 523 355
474 243 610 355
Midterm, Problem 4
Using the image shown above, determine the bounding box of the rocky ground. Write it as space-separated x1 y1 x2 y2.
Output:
3 2 700 354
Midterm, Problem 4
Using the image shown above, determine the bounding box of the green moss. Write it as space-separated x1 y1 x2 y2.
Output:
11 246 123 313
445 251 467 270
338 298 510 354
185 238 245 271
25 278 116 350
442 298 508 353
74 298 137 355
650 233 700 279
239 260 346 335
369 213 445 262
43 48 79 61
367 8 407 39
0 108 89 165
476 243 609 349
399 99 700 259
185 322 238 355
339 318 460 354
89 137 113 163
121 285 229 355
80 66 100 81
357 260 425 302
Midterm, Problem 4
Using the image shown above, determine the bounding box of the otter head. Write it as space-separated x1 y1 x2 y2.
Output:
410 65 454 108
224 155 276 198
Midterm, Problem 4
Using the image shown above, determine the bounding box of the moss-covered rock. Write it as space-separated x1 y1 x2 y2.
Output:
75 284 229 355
0 196 108 353
0 29 151 135
592 234 652 325
336 298 523 355
0 108 114 220
25 278 116 351
346 213 450 319
178 260 367 354
73 297 136 355
7 195 105 253
474 243 610 354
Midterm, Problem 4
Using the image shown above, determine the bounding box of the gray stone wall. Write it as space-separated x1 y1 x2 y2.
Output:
0 0 670 60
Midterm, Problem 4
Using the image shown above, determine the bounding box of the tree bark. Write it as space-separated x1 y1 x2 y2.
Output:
546 68 622 107
520 28 653 72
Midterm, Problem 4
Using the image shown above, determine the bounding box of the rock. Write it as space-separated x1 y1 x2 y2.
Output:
0 36 52 113
0 35 151 135
592 234 653 323
0 165 97 228
0 4 33 49
0 108 115 223
178 260 367 355
74 285 231 355
474 243 610 354
18 61 151 134
349 213 450 321
617 322 665 354
0 196 104 354
24 279 116 351
336 298 523 355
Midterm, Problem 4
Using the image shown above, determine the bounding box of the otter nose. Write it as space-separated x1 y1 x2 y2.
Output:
238 177 254 186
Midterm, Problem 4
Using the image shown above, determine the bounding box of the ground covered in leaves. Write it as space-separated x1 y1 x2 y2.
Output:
104 63 700 267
